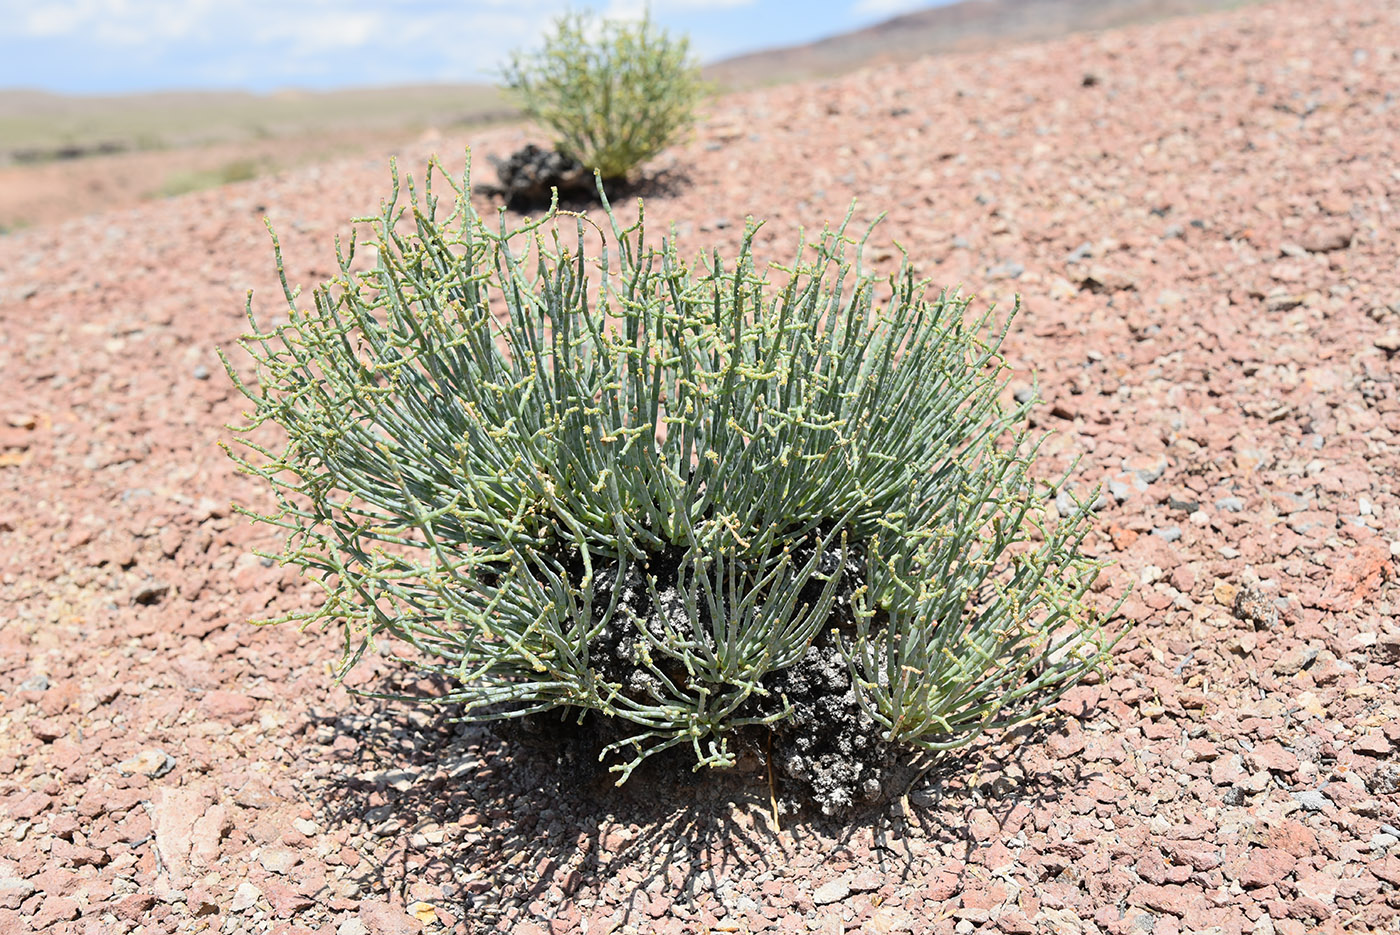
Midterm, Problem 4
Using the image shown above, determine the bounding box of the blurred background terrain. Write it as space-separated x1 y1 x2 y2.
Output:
0 0 1253 232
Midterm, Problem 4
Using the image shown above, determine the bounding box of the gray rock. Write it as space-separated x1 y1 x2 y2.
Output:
1056 489 1107 516
17 674 48 692
1274 646 1318 675
1215 496 1244 513
1291 789 1330 812
1167 494 1200 513
1128 456 1168 484
1152 526 1182 543
812 878 850 905
0 876 35 905
116 748 176 778
986 260 1025 281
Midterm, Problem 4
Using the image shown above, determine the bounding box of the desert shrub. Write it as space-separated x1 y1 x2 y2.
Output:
223 157 1126 813
499 11 703 181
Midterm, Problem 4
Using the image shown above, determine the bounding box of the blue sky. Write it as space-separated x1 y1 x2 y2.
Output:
0 0 944 95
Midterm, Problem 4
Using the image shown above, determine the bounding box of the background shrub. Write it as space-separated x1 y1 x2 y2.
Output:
224 157 1126 813
499 11 704 181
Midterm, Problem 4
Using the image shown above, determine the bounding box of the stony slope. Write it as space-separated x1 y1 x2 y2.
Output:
0 0 1398 933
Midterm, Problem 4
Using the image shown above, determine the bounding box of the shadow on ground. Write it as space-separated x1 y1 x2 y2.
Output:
309 677 1090 929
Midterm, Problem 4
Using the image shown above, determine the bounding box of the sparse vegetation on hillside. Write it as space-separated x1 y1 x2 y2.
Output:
500 11 704 181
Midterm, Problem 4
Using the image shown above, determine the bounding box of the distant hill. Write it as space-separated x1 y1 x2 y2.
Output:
0 84 511 164
0 0 1262 163
705 0 1259 88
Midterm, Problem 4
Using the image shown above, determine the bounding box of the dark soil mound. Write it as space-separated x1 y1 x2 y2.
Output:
529 535 897 818
488 143 593 209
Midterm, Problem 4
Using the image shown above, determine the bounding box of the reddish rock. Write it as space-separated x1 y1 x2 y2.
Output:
152 784 211 886
47 813 79 840
1233 848 1296 888
1162 842 1221 872
1047 725 1088 759
1298 222 1353 254
8 791 53 820
1266 820 1317 858
1317 545 1392 611
37 680 80 717
1055 685 1101 718
1133 849 1169 885
1372 858 1400 886
1245 741 1299 774
994 910 1036 934
967 809 999 843
850 870 881 893
112 893 156 921
1129 883 1200 917
1354 731 1392 756
198 690 257 725
924 864 963 903
359 899 424 935
32 895 80 928
263 880 315 917
190 802 231 866
50 839 108 867
187 886 220 917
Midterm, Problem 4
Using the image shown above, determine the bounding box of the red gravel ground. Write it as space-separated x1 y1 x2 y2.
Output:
2 0 1399 932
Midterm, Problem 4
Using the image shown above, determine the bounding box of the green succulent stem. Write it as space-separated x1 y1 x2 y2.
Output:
223 154 1128 783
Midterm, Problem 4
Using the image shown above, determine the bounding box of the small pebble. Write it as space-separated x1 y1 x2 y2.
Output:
1152 526 1182 543
230 882 261 912
1291 789 1330 812
116 748 176 779
812 878 850 905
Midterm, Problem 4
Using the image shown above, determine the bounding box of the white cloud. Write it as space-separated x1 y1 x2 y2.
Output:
23 4 91 37
0 0 756 90
851 0 928 17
